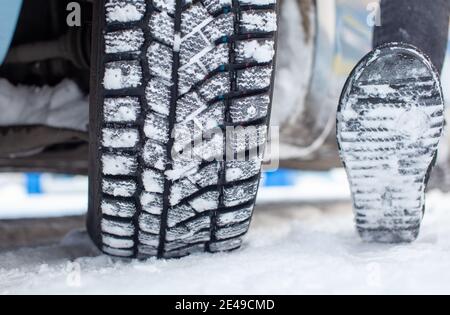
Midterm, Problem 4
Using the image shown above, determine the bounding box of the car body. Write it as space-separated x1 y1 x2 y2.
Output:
0 0 22 64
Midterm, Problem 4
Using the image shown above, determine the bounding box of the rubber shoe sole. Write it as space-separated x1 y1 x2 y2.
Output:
337 43 445 243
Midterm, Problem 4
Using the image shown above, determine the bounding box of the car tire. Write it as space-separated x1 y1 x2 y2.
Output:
87 0 279 258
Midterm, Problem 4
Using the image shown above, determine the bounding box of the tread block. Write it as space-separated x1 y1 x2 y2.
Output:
229 124 267 155
143 140 167 170
140 192 164 215
105 0 146 24
138 231 160 246
202 0 231 14
225 160 261 183
199 73 230 101
181 3 211 36
237 65 273 91
192 132 224 161
165 231 210 251
189 191 220 212
167 204 198 228
165 216 211 241
137 245 158 257
217 205 253 227
104 97 140 123
105 29 144 54
144 113 170 143
194 102 224 128
142 169 165 193
139 213 161 234
147 42 173 81
224 179 259 207
102 128 139 149
172 123 195 154
176 91 208 123
239 0 276 4
168 161 202 180
101 198 136 218
240 10 277 33
146 78 172 116
172 103 224 153
202 13 234 42
102 153 138 176
103 246 134 257
235 39 275 63
180 33 211 66
153 0 175 14
102 234 134 249
215 220 251 240
201 44 228 72
208 237 242 252
101 218 135 237
189 163 220 188
179 63 207 95
102 178 137 197
169 178 199 206
103 60 142 90
150 12 175 46
163 244 205 259
230 94 270 123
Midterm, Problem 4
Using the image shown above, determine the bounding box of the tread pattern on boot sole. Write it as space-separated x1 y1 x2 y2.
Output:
94 0 278 258
337 44 444 243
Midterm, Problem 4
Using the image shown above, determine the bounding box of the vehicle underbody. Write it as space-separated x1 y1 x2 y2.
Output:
0 0 92 174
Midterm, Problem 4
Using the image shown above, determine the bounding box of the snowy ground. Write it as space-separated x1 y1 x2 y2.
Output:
3 0 450 295
2 190 450 294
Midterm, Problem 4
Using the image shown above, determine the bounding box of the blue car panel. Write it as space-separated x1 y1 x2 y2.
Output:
0 0 23 64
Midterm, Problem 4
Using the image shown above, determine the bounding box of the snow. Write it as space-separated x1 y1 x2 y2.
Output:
241 11 277 33
142 169 164 194
104 97 139 123
102 154 137 176
102 234 134 249
173 32 181 52
106 4 144 23
101 219 134 237
241 40 275 63
219 0 232 6
103 68 125 90
153 0 175 14
102 179 136 197
102 128 139 148
0 79 88 131
2 0 450 295
226 168 244 182
104 29 144 54
101 199 136 218
189 194 219 212
165 163 199 181
2 190 450 294
140 192 163 215
144 114 169 143
396 107 432 141
240 0 276 4
358 84 397 96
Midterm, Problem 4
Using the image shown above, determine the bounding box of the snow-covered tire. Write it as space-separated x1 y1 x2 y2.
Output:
88 0 278 258
337 43 445 243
